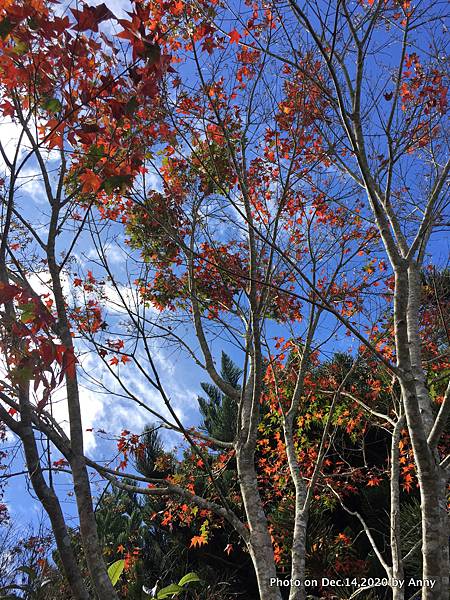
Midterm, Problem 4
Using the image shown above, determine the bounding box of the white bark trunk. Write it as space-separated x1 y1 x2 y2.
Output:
236 446 282 600
390 418 405 600
395 266 448 599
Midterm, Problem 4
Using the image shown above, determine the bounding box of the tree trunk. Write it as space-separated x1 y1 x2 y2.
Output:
395 266 448 600
236 446 282 600
14 391 91 600
418 461 447 599
399 377 447 600
405 265 448 599
289 507 308 600
48 254 118 600
390 418 404 600
62 359 119 600
406 265 434 434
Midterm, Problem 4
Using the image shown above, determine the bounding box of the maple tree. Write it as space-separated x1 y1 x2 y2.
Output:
104 0 448 598
0 0 173 598
259 3 448 599
0 1 448 600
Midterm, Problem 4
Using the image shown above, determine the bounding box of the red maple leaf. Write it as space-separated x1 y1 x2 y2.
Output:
229 29 241 44
0 283 21 304
79 170 102 193
71 4 115 33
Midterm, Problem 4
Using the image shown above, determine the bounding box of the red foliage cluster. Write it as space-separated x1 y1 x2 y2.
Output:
0 283 76 409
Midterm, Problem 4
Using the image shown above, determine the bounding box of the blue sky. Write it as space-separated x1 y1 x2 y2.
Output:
0 0 207 528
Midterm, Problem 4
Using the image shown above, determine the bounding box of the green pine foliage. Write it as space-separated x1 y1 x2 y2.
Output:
197 353 241 443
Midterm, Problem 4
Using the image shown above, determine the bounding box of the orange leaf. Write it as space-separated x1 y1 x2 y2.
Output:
367 477 382 487
170 0 184 15
229 29 241 44
190 535 207 548
79 170 102 193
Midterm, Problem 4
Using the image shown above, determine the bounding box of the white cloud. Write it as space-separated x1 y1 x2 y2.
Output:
49 357 105 454
15 167 47 204
0 117 62 173
0 119 28 173
11 272 191 442
102 281 155 316
101 244 128 265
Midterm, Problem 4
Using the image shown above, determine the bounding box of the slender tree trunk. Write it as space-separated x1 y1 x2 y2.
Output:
404 265 448 599
0 234 90 599
60 339 119 600
390 418 405 600
236 446 282 600
285 417 308 600
415 449 447 600
47 250 118 600
406 265 434 434
407 263 450 587
394 266 448 599
13 389 91 600
289 505 308 600
287 347 345 600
